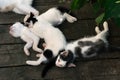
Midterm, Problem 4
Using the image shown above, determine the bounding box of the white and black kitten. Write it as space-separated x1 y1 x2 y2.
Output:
0 0 39 15
41 21 109 77
24 16 67 66
55 21 120 68
23 6 77 27
9 21 67 66
9 22 43 56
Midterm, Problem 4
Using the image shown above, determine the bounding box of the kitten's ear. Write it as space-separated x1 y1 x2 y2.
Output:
62 51 68 56
30 12 34 17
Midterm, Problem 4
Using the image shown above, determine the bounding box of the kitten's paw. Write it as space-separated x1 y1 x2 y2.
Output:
26 60 40 66
36 54 41 57
39 49 43 54
67 17 77 23
25 51 30 56
95 26 101 34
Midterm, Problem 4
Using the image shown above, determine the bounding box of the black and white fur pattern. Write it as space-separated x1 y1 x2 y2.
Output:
25 19 67 66
9 21 67 66
9 22 43 56
24 6 77 27
55 21 109 67
0 0 39 15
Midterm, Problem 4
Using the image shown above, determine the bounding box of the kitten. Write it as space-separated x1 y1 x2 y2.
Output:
25 18 67 66
55 21 111 67
23 6 77 27
0 0 39 15
9 22 43 56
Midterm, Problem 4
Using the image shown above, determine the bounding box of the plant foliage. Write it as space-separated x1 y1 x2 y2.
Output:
71 0 120 26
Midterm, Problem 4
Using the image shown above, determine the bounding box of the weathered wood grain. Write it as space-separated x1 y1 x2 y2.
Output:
0 43 120 67
0 59 120 80
0 24 23 44
0 0 120 80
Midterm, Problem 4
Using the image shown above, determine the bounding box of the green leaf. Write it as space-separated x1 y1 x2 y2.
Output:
71 0 88 10
115 0 120 3
104 0 120 19
95 13 105 25
92 2 101 13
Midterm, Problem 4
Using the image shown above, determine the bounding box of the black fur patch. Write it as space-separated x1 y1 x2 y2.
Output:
60 50 74 63
41 49 65 78
26 12 38 24
74 46 82 57
94 39 106 53
78 41 94 47
43 49 53 59
21 22 25 25
41 56 57 78
57 6 70 14
84 39 106 56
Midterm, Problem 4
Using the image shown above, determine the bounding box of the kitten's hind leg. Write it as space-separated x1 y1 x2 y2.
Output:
24 41 33 56
32 38 43 54
23 30 43 54
21 35 33 56
26 54 47 66
95 26 101 34
14 4 39 15
96 21 109 40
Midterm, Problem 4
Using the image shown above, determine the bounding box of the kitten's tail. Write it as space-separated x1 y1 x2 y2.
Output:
57 6 77 23
41 56 57 78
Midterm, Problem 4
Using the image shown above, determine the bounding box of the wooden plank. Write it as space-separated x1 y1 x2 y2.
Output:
0 42 45 67
0 59 120 80
0 44 27 66
0 24 23 44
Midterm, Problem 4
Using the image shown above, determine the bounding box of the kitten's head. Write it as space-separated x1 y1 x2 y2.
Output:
24 12 38 27
55 50 74 67
9 22 24 37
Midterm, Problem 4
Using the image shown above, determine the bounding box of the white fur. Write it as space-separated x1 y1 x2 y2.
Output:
24 7 77 26
56 21 109 67
0 0 39 15
55 56 67 67
24 21 67 66
9 22 43 56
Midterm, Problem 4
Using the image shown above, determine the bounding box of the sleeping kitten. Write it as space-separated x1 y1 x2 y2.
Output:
0 0 39 15
25 18 67 66
24 6 77 27
55 21 110 67
9 22 43 56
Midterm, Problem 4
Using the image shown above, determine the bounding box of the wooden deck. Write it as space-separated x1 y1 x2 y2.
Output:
0 0 120 80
